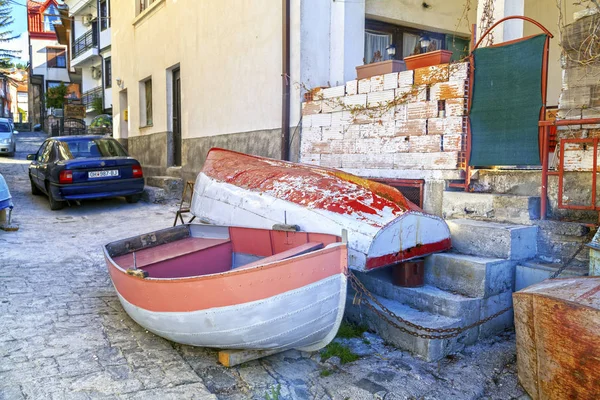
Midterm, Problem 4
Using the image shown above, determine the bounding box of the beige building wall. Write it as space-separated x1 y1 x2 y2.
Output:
366 0 476 35
524 1 586 106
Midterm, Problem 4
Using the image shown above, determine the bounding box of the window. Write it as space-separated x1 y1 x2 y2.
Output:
47 47 66 68
46 81 63 90
100 0 110 31
44 4 61 32
140 78 153 126
104 58 112 88
138 0 156 14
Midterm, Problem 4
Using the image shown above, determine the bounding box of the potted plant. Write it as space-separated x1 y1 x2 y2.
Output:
404 34 453 70
356 47 406 80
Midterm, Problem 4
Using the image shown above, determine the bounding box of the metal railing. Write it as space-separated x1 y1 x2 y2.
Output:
72 29 98 60
82 86 102 108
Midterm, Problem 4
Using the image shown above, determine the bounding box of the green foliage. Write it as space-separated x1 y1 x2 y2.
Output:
45 83 68 109
336 321 369 339
91 96 104 114
319 368 333 377
264 384 281 400
17 107 26 121
0 0 20 63
320 342 360 364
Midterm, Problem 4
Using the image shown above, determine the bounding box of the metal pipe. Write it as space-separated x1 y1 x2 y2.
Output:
541 125 549 219
473 16 554 51
280 0 291 161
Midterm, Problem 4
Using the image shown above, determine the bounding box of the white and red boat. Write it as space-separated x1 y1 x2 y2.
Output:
104 223 347 352
191 148 451 272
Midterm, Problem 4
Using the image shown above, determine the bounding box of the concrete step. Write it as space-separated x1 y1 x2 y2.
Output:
447 219 537 260
534 220 593 267
515 261 588 291
424 253 515 298
142 186 169 204
442 191 541 225
145 176 183 198
166 166 183 179
345 292 469 361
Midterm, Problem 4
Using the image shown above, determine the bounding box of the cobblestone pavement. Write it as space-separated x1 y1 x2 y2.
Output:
1 132 527 400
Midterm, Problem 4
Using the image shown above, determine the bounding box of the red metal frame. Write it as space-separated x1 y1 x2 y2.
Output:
540 118 600 218
460 17 553 192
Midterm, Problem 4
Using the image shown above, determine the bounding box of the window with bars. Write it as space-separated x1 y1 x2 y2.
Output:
100 0 111 31
104 58 112 88
47 47 66 68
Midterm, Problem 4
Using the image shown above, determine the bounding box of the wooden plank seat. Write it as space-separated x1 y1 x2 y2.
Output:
113 237 231 270
236 242 324 270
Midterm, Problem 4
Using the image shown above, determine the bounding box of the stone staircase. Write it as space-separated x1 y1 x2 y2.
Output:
347 170 594 361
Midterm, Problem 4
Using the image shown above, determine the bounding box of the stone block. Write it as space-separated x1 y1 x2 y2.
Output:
395 119 427 136
370 74 385 92
383 72 399 90
396 85 427 103
330 111 353 126
395 104 408 121
321 98 344 113
445 98 466 117
367 90 395 108
428 117 465 135
398 70 414 86
301 127 322 142
442 134 463 152
358 78 371 94
382 136 410 153
354 138 384 154
142 186 169 204
343 94 367 108
430 81 467 101
414 64 449 85
351 109 373 125
478 291 514 338
361 123 396 138
409 135 442 153
346 80 358 96
344 124 361 139
302 113 332 128
301 100 321 115
425 253 516 298
322 85 345 99
322 126 344 140
445 219 538 260
407 102 438 120
449 62 469 81
515 261 586 291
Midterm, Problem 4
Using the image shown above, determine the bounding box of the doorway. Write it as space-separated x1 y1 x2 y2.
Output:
172 68 182 166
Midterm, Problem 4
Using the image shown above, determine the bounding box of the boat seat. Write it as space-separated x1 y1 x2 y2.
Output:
114 237 231 269
236 242 324 270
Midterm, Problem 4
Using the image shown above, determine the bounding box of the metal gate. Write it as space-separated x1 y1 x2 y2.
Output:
63 118 86 136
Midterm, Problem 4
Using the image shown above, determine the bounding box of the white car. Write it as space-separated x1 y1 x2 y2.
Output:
0 118 17 157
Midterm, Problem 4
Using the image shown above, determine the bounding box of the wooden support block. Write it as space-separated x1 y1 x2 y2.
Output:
218 349 282 367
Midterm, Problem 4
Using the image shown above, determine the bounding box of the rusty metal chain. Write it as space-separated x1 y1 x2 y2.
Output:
550 228 596 279
346 271 511 340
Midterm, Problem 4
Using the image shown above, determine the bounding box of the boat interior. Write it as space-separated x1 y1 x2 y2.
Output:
106 224 341 279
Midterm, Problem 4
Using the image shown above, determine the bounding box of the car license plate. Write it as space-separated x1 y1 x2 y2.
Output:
89 170 119 179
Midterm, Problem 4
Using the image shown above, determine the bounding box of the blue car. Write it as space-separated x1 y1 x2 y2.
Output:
28 135 145 210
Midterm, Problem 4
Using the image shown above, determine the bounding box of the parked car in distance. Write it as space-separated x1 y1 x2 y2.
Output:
0 119 17 157
27 135 145 210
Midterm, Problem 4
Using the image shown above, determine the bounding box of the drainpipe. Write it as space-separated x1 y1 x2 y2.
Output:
280 0 290 161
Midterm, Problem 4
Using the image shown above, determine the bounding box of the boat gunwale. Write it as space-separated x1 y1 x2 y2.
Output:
103 224 347 283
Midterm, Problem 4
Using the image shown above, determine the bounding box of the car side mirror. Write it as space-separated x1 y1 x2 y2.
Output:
13 130 18 134
27 154 36 160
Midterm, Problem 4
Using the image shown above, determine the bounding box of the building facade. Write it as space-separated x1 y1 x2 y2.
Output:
27 0 71 129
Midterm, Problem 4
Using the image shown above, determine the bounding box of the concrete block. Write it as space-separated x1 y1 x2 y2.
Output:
446 219 538 261
346 80 358 96
145 176 183 198
407 102 438 120
442 134 463 152
515 261 586 291
478 291 514 338
442 191 542 225
322 85 345 99
367 90 395 108
409 134 442 153
142 186 169 204
425 253 516 298
430 81 467 101
383 72 399 90
398 70 414 86
345 292 468 361
428 117 465 135
358 78 371 94
370 75 384 92
414 64 449 85
343 94 367 108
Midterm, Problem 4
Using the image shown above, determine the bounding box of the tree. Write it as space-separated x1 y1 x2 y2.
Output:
0 0 20 66
46 83 68 109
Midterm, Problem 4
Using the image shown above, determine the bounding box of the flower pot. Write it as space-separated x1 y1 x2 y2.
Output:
404 50 453 71
356 60 406 80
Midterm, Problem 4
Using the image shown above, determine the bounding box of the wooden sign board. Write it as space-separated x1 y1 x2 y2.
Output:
65 104 86 119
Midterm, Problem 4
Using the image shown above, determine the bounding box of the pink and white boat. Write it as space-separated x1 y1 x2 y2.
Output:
104 224 347 352
191 148 451 272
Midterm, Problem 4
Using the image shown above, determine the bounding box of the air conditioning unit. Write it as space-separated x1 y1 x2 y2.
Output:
91 67 102 80
82 14 94 26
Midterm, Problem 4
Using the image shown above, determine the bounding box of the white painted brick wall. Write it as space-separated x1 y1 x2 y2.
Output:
320 154 343 168
330 111 353 126
445 98 465 117
430 81 467 101
367 90 395 108
322 126 344 140
343 94 367 108
382 136 410 153
322 99 344 113
301 127 322 143
396 85 427 103
346 80 358 96
395 119 427 136
344 125 361 139
342 153 394 169
414 65 449 85
361 123 396 138
394 152 458 169
443 134 463 152
383 73 399 90
428 117 464 135
358 78 371 94
398 70 414 86
410 135 442 152
449 62 469 81
300 153 320 166
322 85 346 99
395 104 408 121
302 100 321 115
370 75 384 92
407 102 438 120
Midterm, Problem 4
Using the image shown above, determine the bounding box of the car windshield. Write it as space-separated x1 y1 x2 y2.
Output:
58 138 128 159
0 123 11 133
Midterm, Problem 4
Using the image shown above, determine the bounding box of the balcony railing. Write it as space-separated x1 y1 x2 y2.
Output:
82 86 103 109
72 29 98 60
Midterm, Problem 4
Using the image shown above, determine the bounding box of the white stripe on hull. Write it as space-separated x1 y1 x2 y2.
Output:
115 274 347 352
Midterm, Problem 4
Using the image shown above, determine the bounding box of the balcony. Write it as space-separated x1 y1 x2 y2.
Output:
82 86 103 112
71 29 98 67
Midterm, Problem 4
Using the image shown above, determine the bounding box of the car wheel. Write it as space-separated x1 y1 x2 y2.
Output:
46 183 65 210
125 193 142 204
30 176 41 195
